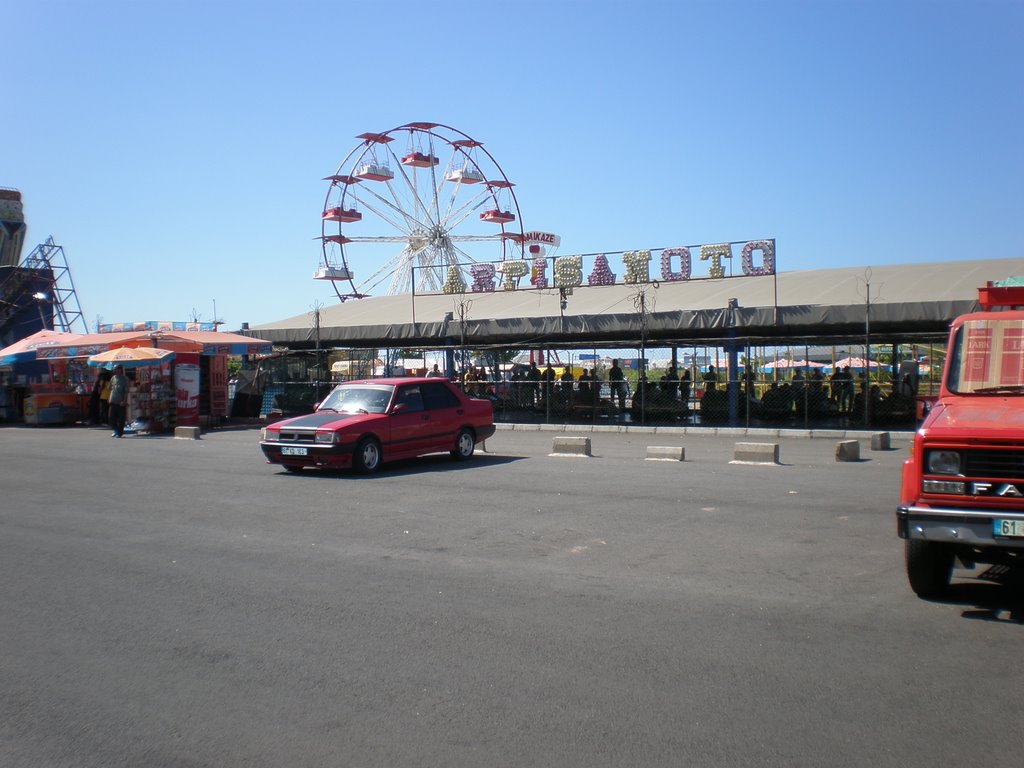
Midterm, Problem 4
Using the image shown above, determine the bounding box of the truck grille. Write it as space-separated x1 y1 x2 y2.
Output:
964 449 1024 480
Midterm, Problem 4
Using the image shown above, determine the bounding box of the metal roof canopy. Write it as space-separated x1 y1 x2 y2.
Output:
245 258 1020 350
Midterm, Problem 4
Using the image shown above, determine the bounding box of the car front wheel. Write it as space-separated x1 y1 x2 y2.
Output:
451 428 475 460
354 437 382 474
905 539 953 597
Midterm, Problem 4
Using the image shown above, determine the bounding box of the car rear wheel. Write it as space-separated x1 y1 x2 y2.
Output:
354 437 382 474
451 428 475 460
905 539 953 597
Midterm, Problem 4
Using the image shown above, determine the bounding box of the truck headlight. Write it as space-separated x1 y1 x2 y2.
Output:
926 450 961 475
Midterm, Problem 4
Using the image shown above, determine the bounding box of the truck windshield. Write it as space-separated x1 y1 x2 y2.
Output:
947 318 1024 394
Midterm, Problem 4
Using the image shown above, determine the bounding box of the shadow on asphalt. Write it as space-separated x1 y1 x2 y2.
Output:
270 451 524 480
929 568 1024 623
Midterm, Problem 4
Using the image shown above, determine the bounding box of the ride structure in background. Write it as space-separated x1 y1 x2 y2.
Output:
1 233 88 346
21 237 87 334
316 122 526 300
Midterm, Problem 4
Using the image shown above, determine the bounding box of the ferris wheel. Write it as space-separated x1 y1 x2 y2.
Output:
316 122 526 300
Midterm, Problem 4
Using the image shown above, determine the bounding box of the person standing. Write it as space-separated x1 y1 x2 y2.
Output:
609 359 627 410
98 370 112 425
510 368 523 407
461 365 478 393
559 366 575 393
829 366 841 403
108 365 129 438
662 364 680 400
542 362 556 405
841 366 855 413
577 369 591 405
526 362 541 407
88 374 103 424
703 365 718 392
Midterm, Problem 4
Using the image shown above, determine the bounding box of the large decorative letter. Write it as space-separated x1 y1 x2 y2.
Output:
660 247 691 282
622 250 652 284
588 254 616 286
501 260 528 290
443 265 466 294
699 244 730 278
554 256 583 288
470 263 496 292
740 240 775 276
530 257 548 289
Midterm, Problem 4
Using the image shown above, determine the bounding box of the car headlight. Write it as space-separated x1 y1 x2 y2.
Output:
315 432 339 444
261 428 280 441
926 449 961 475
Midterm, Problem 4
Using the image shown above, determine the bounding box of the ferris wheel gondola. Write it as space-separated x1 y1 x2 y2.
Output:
316 122 526 299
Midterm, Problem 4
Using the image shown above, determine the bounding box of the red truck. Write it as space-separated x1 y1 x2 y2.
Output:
897 284 1024 597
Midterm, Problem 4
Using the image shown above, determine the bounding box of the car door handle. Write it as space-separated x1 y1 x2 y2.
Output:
421 414 430 420
456 409 464 414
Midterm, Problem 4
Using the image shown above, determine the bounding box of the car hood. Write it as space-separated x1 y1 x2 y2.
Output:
922 398 1024 437
272 411 383 430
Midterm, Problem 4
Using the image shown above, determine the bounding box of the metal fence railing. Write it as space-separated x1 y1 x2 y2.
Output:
244 340 946 430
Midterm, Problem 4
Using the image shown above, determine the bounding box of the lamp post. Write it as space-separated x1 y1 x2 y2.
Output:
632 285 653 425
864 269 872 427
727 298 739 426
31 292 50 330
311 302 323 403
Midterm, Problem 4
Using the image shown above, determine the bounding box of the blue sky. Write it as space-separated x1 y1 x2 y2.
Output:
5 0 1021 332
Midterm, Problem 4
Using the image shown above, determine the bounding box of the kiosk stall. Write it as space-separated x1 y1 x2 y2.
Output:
28 325 272 430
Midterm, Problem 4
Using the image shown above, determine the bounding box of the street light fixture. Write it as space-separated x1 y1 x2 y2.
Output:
32 292 50 329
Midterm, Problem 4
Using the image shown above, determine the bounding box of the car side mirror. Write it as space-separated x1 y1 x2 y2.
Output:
392 403 408 414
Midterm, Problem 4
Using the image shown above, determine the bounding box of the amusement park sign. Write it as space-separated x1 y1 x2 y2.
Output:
441 238 776 294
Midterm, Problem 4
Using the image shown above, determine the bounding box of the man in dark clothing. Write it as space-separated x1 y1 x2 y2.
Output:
609 359 627 410
703 365 718 392
108 365 129 438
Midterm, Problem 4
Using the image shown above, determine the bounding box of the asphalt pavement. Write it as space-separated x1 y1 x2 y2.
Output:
1 424 1022 767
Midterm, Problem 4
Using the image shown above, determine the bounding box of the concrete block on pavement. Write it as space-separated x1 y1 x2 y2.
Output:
871 432 891 451
732 442 779 465
551 435 592 457
835 440 860 462
174 426 201 440
646 445 685 461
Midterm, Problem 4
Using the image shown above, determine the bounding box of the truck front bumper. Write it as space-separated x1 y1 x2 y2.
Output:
897 504 1024 549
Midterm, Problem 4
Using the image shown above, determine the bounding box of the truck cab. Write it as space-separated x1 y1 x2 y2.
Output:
897 284 1024 597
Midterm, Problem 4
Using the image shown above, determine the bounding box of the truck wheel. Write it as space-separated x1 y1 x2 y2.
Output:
353 437 382 474
451 428 475 460
905 540 953 597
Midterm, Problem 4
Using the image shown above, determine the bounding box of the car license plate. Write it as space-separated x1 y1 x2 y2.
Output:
993 519 1024 537
281 446 307 456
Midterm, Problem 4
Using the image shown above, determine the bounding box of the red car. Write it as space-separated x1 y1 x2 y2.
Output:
260 377 495 473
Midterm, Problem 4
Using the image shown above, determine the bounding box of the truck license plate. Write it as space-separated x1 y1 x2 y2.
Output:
993 519 1024 537
281 446 307 456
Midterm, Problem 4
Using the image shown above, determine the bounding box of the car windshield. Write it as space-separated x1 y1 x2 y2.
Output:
947 318 1024 394
317 384 394 414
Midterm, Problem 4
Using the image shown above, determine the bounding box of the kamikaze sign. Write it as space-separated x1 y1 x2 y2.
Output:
440 238 776 294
